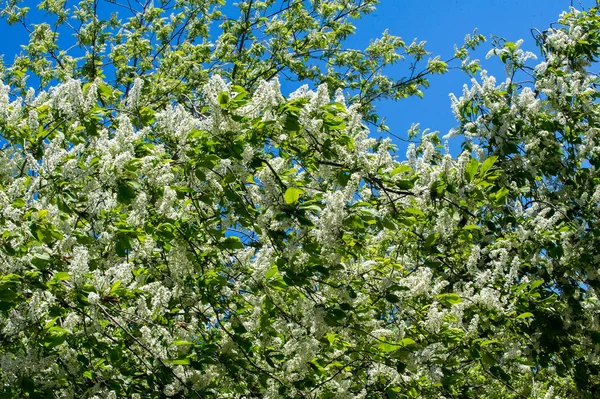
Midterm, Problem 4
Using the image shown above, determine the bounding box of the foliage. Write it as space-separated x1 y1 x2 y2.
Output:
0 0 599 398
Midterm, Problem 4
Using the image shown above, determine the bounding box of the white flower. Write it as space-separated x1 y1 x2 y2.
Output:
69 246 90 284
127 77 143 109
88 292 100 305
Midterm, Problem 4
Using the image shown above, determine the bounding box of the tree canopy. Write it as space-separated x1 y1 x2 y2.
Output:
0 1 599 398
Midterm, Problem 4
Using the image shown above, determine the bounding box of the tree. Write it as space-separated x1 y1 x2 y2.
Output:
0 0 599 397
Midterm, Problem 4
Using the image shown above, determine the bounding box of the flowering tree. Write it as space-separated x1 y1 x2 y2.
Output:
0 0 599 398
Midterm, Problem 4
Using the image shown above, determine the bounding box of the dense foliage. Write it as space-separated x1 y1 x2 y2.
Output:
0 0 599 398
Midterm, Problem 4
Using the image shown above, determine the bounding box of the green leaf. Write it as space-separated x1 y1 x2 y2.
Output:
197 154 220 169
139 107 156 125
479 156 498 176
53 272 70 281
430 179 446 198
265 265 278 280
530 280 544 290
218 92 229 108
493 186 510 205
391 165 412 175
325 332 338 345
117 182 138 204
222 236 244 250
269 277 288 290
284 187 303 204
481 352 496 366
31 253 51 268
404 208 424 217
480 339 499 347
503 41 517 51
438 293 462 305
97 84 113 99
399 338 416 348
378 342 398 353
395 179 414 190
517 312 534 319
171 358 191 365
343 215 365 232
328 308 346 320
379 338 416 353
385 293 401 303
284 113 301 133
110 280 122 294
465 158 479 182
0 284 18 302
12 198 26 208
424 233 438 250
44 327 70 349
44 317 60 329
231 85 246 94
490 365 511 382
115 234 135 257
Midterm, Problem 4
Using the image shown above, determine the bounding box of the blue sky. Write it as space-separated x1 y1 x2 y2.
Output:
341 0 597 154
0 0 596 154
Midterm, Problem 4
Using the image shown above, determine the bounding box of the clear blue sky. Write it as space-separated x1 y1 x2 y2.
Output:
0 0 596 154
